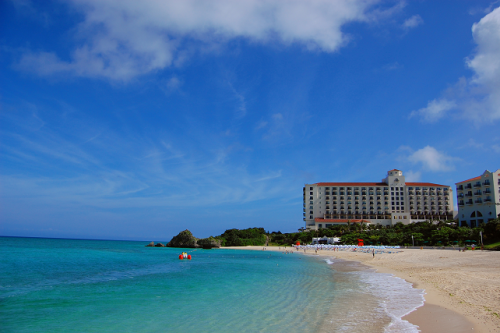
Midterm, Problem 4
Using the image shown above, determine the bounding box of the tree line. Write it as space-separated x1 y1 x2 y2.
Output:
213 217 500 248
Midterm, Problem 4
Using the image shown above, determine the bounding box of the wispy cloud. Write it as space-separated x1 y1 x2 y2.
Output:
0 103 295 215
403 15 423 29
404 170 421 182
410 98 456 122
15 0 399 81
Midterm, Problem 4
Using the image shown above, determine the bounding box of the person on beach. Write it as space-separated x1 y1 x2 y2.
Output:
372 249 375 258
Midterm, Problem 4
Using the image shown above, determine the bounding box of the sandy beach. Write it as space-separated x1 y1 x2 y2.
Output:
225 246 500 333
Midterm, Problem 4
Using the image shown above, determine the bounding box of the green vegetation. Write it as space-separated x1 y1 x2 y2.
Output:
211 217 500 248
483 241 500 251
216 228 267 246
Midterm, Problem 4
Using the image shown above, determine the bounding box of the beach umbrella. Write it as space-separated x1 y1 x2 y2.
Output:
465 240 471 243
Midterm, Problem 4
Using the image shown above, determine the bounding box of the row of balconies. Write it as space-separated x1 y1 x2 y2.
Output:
457 181 496 191
408 191 448 196
459 198 493 205
458 190 492 197
326 211 390 215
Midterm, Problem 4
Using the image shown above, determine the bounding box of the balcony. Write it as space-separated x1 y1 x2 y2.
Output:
482 181 490 186
465 184 472 189
457 193 464 198
457 185 464 191
475 199 483 204
474 191 482 196
474 183 481 188
483 189 491 194
465 193 473 197
484 198 492 202
466 200 473 205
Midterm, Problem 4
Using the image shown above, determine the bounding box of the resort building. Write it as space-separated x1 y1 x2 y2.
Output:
303 169 454 230
456 169 500 227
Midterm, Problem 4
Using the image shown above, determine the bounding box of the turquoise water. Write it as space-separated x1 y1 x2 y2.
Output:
0 237 423 333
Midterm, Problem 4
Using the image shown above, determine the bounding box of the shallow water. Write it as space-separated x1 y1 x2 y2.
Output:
0 237 423 333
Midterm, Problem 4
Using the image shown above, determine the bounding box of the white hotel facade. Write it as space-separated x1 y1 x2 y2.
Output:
456 169 500 227
303 169 454 230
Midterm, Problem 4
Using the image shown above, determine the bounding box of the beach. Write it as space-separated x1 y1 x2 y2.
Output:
226 246 500 333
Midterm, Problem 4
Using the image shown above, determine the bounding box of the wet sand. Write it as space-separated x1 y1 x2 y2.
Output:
224 246 500 333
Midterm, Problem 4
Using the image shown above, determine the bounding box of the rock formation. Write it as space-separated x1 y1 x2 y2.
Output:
165 230 221 249
167 229 198 248
196 236 222 249
145 241 155 247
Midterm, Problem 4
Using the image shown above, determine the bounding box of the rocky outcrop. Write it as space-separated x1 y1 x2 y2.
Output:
165 230 222 249
145 241 155 247
154 243 165 247
167 229 198 248
197 236 222 249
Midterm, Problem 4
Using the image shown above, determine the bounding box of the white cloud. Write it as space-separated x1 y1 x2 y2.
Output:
465 6 500 120
412 6 500 123
166 77 182 90
403 14 423 29
410 98 456 122
492 144 500 153
407 146 456 172
16 0 391 81
404 170 421 182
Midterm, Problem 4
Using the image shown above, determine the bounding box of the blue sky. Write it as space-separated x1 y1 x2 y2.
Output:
1 0 500 241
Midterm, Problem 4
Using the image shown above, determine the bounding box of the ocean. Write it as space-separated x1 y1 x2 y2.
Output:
0 237 424 333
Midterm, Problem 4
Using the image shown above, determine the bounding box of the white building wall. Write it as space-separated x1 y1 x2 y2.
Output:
303 169 454 230
456 169 500 227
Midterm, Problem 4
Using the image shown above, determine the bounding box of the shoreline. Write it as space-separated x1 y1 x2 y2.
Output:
223 246 500 333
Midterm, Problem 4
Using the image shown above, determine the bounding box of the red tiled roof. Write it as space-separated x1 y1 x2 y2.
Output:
388 169 400 171
314 218 371 223
455 176 481 184
314 182 448 187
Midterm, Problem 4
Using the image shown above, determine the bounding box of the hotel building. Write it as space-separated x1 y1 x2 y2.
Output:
456 169 500 227
303 169 454 230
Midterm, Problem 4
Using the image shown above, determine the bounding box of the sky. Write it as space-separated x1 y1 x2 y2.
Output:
1 0 500 241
